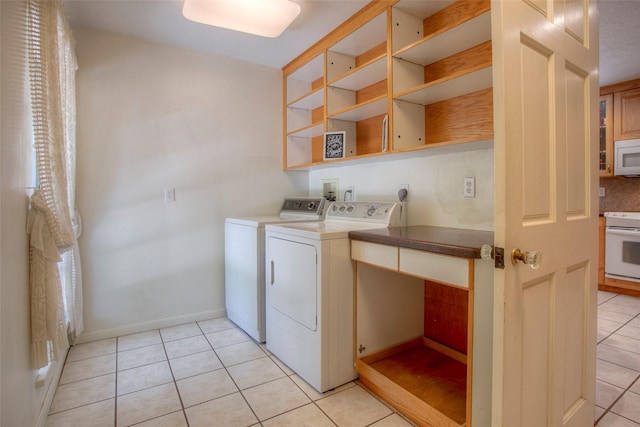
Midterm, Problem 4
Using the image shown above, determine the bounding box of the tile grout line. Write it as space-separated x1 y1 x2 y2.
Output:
595 374 640 426
161 326 190 427
596 294 640 425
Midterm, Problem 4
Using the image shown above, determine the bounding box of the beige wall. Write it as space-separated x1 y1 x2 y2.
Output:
74 27 307 342
309 142 494 231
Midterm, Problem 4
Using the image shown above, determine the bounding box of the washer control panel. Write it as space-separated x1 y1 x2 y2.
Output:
326 202 400 225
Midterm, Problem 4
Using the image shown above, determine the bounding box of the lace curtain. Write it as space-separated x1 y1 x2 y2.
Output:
27 0 83 369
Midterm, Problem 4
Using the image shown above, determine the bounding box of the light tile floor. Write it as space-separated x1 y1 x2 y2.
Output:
597 291 640 426
46 291 640 426
46 317 417 427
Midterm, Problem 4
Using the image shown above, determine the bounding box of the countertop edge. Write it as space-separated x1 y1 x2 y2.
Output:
349 226 493 260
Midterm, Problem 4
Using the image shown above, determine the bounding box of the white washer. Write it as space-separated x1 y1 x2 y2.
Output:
265 201 401 392
225 197 326 343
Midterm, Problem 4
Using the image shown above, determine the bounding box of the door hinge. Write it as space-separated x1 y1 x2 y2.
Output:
494 247 505 269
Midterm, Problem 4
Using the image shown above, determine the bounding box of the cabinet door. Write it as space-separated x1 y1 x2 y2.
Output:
614 87 640 141
600 94 614 177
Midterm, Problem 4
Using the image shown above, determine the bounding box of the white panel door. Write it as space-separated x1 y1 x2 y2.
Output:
267 236 318 331
492 0 598 426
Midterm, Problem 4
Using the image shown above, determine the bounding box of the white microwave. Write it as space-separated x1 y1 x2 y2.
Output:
614 138 640 176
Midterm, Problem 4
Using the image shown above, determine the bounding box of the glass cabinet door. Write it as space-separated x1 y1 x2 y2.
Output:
600 94 614 177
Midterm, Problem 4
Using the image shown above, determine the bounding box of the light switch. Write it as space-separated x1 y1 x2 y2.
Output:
164 187 175 203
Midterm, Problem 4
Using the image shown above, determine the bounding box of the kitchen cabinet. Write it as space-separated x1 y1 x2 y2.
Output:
614 86 640 141
349 227 494 427
599 78 640 178
600 95 614 177
281 0 493 170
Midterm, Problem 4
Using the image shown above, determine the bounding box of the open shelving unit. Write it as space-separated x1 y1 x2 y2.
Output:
282 0 494 169
391 0 493 151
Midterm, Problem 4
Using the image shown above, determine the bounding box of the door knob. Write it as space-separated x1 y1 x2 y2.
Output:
511 248 541 269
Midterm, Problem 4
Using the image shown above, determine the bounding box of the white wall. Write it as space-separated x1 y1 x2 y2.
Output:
309 142 494 231
74 28 307 342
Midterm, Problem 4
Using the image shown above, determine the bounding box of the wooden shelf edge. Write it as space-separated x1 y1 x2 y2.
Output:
287 122 324 138
393 65 492 104
287 87 324 109
283 139 494 171
327 95 388 120
392 137 493 154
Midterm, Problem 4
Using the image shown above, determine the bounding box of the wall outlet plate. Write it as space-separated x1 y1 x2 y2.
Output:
345 186 356 202
464 177 475 198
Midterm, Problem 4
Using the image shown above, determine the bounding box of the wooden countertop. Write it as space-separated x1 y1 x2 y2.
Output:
349 225 494 259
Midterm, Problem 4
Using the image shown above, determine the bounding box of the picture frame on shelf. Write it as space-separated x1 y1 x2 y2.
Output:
323 131 347 160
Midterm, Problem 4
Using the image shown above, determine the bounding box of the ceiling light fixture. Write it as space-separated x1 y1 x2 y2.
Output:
182 0 301 38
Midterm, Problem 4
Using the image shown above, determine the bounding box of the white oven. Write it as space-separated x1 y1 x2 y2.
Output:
605 212 640 283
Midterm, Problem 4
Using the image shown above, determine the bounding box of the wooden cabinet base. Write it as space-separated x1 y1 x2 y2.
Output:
356 338 466 427
600 277 640 297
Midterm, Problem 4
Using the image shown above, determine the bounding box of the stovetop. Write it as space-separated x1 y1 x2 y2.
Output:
605 211 640 227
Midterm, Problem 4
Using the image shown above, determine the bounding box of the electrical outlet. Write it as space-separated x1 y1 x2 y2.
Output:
164 187 175 203
345 186 356 202
463 177 475 198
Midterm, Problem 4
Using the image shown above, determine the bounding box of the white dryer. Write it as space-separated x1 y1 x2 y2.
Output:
224 197 325 343
265 201 400 392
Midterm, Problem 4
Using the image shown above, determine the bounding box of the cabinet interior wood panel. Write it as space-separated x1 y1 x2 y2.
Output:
311 135 324 163
311 106 324 125
423 40 492 85
356 42 387 68
422 0 490 38
356 79 388 104
424 280 468 354
425 87 493 145
356 114 387 156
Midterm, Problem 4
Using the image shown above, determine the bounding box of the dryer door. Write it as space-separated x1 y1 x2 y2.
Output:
267 236 317 331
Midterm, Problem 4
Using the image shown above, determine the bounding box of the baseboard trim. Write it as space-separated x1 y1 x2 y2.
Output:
35 347 68 427
76 309 227 344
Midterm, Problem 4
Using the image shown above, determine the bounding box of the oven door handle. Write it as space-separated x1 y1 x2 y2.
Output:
270 260 275 285
607 228 640 237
